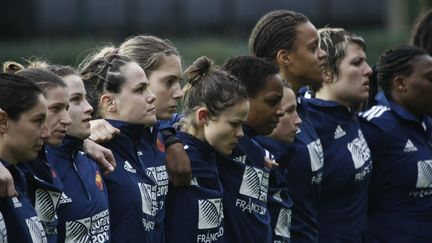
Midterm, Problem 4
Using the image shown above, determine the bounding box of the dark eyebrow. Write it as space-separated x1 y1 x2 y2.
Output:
70 92 83 98
134 82 148 90
162 74 181 80
32 112 46 120
308 39 318 47
48 101 68 108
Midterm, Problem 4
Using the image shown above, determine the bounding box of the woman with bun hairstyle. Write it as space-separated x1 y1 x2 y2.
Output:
80 53 159 242
249 10 326 242
360 46 432 242
164 56 249 243
0 73 50 242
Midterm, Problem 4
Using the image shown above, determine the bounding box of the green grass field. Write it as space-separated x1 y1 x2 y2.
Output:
0 28 409 71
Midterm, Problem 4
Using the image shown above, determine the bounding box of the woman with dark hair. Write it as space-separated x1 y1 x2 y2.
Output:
5 65 72 243
249 10 326 242
360 46 432 242
254 79 302 243
0 73 50 242
411 9 432 55
221 55 284 243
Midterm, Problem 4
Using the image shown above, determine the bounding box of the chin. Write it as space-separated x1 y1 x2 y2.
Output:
144 118 157 127
46 137 63 147
219 149 231 156
260 127 275 136
156 112 171 121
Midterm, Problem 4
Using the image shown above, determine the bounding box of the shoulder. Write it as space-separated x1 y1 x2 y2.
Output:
359 105 392 122
359 105 398 146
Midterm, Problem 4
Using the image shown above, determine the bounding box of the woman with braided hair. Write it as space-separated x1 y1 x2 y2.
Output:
249 10 326 242
80 35 188 242
164 56 249 243
82 35 190 189
359 46 432 242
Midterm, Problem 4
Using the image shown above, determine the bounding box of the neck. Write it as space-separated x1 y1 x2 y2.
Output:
182 124 205 142
279 70 303 94
316 87 351 108
0 144 18 165
392 93 420 118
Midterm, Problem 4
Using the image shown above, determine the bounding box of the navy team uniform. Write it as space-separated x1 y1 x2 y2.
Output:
45 135 110 242
217 125 271 243
102 120 158 242
0 159 48 243
360 94 432 242
137 126 169 243
254 136 293 243
278 97 324 243
19 151 64 243
165 131 224 243
305 98 372 242
0 210 6 241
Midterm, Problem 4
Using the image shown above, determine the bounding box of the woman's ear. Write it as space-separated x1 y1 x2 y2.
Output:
195 107 209 126
276 49 291 67
100 94 117 113
0 109 9 133
322 69 334 84
394 75 407 93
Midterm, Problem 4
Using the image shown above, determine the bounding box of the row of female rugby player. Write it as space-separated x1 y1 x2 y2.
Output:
0 8 432 243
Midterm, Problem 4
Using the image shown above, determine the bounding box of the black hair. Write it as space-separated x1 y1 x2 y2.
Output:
249 10 309 60
222 55 279 97
0 73 43 121
376 45 428 99
410 9 432 55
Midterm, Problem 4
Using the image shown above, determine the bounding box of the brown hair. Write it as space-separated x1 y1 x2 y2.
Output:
182 56 247 129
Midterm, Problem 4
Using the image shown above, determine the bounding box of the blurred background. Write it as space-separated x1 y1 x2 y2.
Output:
1 0 431 68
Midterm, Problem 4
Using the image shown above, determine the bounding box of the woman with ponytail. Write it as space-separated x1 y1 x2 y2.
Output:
164 56 249 243
80 35 188 242
80 54 159 242
82 35 191 190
